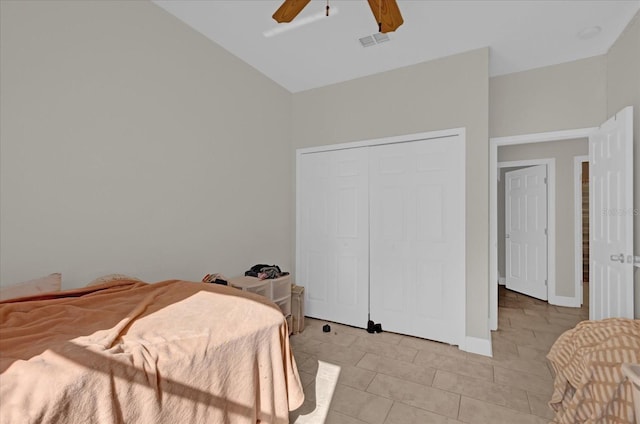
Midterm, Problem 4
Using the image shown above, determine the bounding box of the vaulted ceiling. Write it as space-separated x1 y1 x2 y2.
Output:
153 1 640 93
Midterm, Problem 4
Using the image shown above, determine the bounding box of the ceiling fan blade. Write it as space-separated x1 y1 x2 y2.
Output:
273 0 312 23
367 0 404 33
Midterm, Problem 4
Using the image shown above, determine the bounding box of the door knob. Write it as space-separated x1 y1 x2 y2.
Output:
610 253 625 263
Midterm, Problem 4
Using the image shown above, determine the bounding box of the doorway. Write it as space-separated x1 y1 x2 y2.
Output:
489 128 596 331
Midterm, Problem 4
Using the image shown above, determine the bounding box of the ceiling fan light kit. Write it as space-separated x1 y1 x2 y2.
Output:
273 0 404 34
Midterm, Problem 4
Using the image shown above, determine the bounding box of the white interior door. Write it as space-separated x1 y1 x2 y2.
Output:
369 136 465 346
589 106 634 320
505 165 548 300
297 148 369 327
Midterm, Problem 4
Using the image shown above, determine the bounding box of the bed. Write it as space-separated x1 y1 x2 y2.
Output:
547 318 640 424
0 279 304 424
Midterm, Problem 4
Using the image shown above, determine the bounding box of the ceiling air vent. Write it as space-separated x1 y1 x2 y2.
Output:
359 32 390 47
373 32 390 43
359 35 376 47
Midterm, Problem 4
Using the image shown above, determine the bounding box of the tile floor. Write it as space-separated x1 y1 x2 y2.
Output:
289 286 589 424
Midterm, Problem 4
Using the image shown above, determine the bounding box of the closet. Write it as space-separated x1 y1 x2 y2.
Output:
296 130 466 346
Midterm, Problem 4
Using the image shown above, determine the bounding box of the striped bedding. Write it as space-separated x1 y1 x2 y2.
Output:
547 318 640 424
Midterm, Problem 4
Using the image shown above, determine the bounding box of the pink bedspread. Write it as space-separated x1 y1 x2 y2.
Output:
0 280 304 424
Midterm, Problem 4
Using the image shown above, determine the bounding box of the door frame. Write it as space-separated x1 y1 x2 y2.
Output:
499 159 555 302
574 155 589 307
489 127 596 331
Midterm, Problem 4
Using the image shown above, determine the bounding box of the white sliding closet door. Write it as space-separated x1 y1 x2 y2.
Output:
369 136 465 345
297 148 370 327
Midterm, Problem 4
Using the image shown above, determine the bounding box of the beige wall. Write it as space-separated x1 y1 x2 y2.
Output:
0 1 293 287
292 48 490 340
498 139 588 299
490 56 607 138
605 11 640 318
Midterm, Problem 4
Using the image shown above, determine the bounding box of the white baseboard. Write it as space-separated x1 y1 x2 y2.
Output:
462 336 493 357
549 294 581 308
498 277 506 286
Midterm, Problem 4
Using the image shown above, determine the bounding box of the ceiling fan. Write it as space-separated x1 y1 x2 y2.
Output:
272 0 404 33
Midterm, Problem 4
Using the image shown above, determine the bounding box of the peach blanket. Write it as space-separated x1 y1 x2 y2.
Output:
547 318 640 424
0 280 304 424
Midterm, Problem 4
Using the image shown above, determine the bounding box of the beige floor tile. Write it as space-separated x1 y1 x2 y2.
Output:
432 370 530 413
545 313 583 327
486 337 520 361
370 330 405 345
517 345 551 363
527 392 555 420
337 365 377 391
352 336 418 363
325 410 370 424
299 356 324 374
497 315 511 329
463 351 495 365
291 335 324 352
554 305 585 316
498 306 526 318
290 399 328 424
356 352 436 386
493 366 553 397
307 319 365 337
330 384 394 424
458 397 549 424
301 378 319 402
300 360 343 407
366 374 460 418
293 350 313 365
492 357 552 378
533 329 566 350
299 357 376 392
413 350 494 382
503 290 518 299
383 402 464 424
520 308 548 319
509 318 571 337
299 340 367 366
306 328 359 347
299 370 316 388
493 328 547 350
399 337 468 360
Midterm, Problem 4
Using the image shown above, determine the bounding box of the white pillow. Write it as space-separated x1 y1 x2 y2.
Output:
0 273 62 301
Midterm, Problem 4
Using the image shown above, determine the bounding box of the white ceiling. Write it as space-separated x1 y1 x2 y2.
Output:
153 0 639 93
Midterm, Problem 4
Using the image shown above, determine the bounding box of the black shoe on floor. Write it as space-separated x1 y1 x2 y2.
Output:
366 320 376 334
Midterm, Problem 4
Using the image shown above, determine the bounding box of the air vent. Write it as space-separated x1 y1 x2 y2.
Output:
359 32 390 47
373 32 390 43
359 35 376 47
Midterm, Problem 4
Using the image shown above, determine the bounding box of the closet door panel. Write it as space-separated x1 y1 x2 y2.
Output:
297 148 369 328
369 137 465 346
